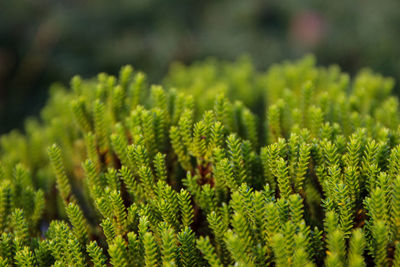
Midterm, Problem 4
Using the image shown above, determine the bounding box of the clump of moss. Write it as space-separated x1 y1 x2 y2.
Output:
0 56 399 266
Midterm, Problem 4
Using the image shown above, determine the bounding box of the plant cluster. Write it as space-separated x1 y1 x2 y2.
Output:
0 56 400 266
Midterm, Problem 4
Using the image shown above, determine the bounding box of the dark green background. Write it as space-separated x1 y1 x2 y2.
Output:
1 0 399 133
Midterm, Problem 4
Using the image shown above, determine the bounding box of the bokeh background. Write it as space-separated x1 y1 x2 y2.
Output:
1 0 400 133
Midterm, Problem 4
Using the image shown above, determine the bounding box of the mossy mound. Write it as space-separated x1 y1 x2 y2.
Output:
0 56 399 266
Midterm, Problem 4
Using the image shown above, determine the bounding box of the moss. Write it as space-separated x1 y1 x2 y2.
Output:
0 56 399 265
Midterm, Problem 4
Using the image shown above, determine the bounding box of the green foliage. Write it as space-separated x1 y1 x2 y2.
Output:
48 144 74 204
87 241 107 267
1 56 400 265
66 202 89 244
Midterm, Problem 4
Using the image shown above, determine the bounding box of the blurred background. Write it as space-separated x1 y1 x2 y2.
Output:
1 0 400 133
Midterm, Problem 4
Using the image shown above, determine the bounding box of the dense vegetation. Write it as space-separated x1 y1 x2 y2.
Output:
1 56 400 266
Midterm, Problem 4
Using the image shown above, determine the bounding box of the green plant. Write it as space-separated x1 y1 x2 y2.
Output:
0 56 399 266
